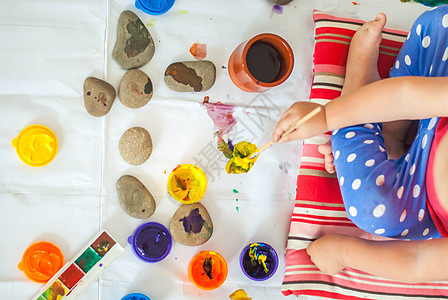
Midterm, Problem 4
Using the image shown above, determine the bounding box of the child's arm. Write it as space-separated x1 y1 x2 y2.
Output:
273 76 448 142
306 234 448 283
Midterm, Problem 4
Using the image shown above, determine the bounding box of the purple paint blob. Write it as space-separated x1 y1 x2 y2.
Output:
129 222 172 263
203 102 237 137
272 4 284 15
180 208 204 234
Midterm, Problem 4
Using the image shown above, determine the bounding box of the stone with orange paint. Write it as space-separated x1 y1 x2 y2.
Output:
119 69 153 109
83 77 116 117
164 60 216 92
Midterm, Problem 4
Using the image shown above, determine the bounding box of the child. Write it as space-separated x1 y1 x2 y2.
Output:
273 6 448 283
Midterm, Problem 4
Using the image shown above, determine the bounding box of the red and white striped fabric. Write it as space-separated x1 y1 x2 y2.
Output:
281 11 448 299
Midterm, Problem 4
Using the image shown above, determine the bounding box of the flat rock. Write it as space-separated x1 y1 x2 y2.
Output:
272 0 293 4
83 77 116 117
119 127 152 165
164 60 216 92
169 202 213 246
112 10 155 70
116 175 156 219
119 69 153 109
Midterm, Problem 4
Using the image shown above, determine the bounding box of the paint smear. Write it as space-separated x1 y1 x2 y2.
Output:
172 9 189 15
146 18 157 26
203 100 237 141
352 1 360 4
203 257 213 279
229 289 252 300
180 208 204 234
190 42 207 60
225 141 258 174
233 189 239 193
272 4 284 15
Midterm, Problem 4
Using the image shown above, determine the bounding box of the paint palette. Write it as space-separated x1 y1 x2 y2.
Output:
32 230 124 300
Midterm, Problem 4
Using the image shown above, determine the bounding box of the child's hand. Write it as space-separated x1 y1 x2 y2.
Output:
306 234 347 275
318 142 336 174
273 102 327 143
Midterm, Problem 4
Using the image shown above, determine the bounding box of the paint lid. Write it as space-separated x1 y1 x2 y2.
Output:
134 0 175 15
188 251 228 290
167 164 207 204
128 222 172 263
12 125 58 167
18 241 64 283
121 293 151 300
239 242 278 281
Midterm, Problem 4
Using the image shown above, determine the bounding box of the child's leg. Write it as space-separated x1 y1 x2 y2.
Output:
331 7 448 240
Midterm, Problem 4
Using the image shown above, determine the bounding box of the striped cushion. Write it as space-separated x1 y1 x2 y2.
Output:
281 11 448 299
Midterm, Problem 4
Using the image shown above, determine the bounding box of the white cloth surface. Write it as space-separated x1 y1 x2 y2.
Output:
0 0 428 299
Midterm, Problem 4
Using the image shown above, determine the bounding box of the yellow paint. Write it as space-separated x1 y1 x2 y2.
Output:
146 18 157 26
12 125 58 167
167 164 207 204
225 141 258 174
172 9 189 15
229 289 252 300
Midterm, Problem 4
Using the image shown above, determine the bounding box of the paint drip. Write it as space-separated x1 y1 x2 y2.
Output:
271 4 284 15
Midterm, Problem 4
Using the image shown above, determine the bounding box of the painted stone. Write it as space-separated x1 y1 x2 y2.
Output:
119 69 153 109
169 202 213 246
116 175 156 219
112 10 155 70
164 60 216 92
83 77 116 117
119 127 152 165
272 0 293 4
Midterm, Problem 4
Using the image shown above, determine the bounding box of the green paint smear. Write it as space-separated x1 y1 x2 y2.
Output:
125 19 150 58
146 18 157 26
172 9 189 15
144 80 153 94
236 207 239 212
400 0 448 5
233 189 239 193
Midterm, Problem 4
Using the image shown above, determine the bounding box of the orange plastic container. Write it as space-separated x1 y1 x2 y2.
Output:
18 241 64 283
188 251 227 290
228 33 294 93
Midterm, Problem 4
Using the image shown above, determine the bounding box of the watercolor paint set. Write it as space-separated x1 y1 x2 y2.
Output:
31 230 124 300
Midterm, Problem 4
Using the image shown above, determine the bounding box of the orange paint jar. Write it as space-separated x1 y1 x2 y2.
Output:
228 33 294 93
188 251 227 290
18 241 64 283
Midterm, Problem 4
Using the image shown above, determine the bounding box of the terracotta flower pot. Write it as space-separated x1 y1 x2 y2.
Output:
228 33 294 93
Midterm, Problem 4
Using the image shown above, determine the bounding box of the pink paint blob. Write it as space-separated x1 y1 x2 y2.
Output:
203 102 237 137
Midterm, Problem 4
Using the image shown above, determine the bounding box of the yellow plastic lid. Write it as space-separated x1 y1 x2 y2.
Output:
167 164 207 204
12 125 58 167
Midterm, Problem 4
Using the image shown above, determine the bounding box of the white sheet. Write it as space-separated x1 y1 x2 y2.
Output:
0 0 428 299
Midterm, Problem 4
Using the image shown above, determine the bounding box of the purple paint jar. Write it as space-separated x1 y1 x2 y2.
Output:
240 242 278 281
128 222 172 263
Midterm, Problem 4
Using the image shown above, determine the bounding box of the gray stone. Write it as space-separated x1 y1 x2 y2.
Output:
119 69 153 109
169 202 213 246
83 77 116 117
164 60 216 92
112 10 155 70
116 175 156 219
272 0 293 4
119 127 152 165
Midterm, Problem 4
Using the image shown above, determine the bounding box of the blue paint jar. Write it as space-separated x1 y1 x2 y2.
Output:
135 0 175 15
121 293 151 300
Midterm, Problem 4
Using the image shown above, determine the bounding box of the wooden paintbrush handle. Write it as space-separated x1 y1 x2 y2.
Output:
257 106 323 155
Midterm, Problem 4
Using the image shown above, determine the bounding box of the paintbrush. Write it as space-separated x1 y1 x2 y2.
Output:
250 106 323 159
